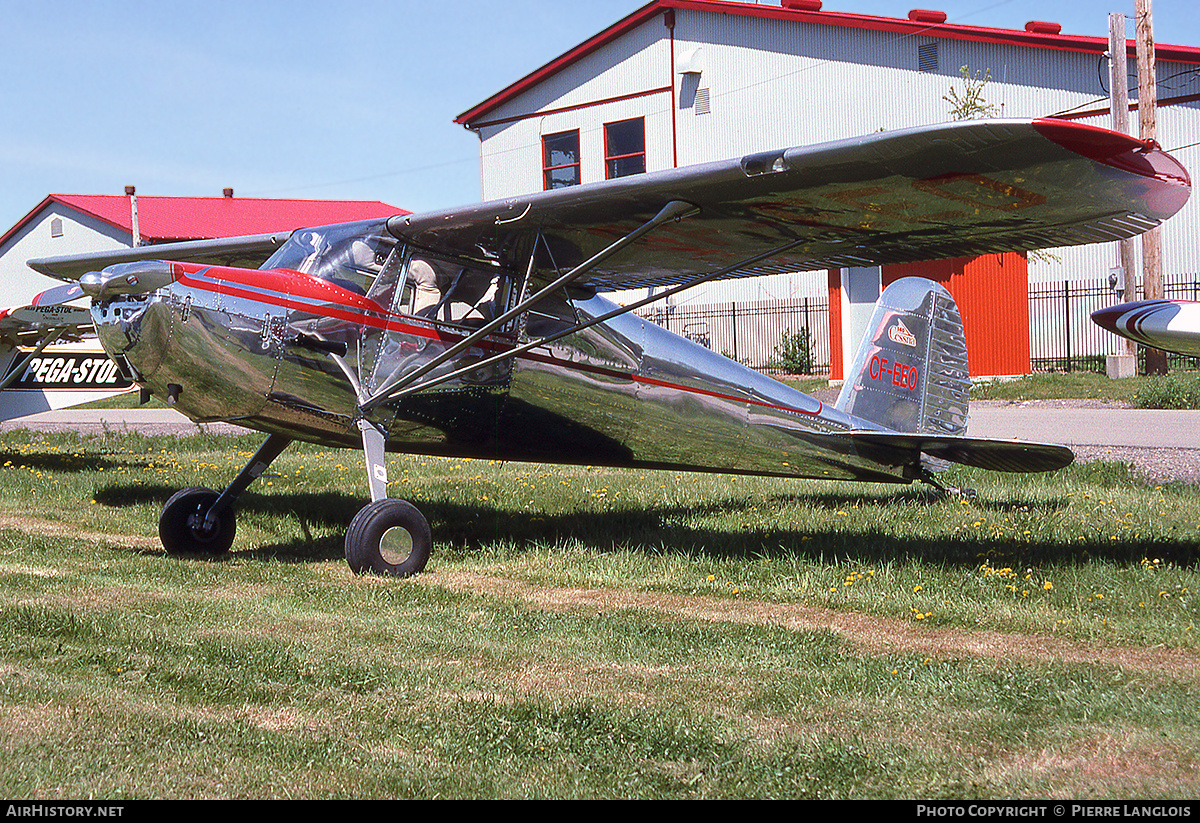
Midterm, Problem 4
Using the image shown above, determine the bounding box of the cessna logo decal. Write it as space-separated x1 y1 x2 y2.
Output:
4 354 130 390
869 355 919 391
888 320 917 348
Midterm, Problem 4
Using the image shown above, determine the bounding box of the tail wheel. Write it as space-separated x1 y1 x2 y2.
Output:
345 499 432 578
159 487 236 556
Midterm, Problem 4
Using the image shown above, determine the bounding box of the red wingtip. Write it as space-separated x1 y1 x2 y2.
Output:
1033 119 1191 214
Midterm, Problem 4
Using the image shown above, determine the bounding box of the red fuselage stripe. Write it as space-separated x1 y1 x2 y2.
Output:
171 266 821 418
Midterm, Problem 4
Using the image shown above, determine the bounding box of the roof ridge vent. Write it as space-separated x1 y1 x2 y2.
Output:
1025 20 1062 34
781 0 823 10
908 9 948 24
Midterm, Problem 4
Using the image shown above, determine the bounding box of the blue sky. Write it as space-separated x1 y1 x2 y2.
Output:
2 0 1196 234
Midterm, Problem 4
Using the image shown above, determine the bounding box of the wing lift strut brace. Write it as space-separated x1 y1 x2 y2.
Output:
0 329 66 392
358 207 807 411
351 200 812 504
350 203 813 501
353 198 714 501
361 199 696 412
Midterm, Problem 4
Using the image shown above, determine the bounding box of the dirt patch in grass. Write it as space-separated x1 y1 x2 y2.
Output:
7 512 1198 687
0 513 159 551
421 569 1200 685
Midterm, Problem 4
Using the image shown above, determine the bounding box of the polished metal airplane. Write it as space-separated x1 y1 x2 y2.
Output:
20 118 1192 577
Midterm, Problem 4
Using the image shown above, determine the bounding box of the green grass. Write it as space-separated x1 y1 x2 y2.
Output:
968 370 1200 409
970 372 1141 402
1127 372 1200 410
1 428 1199 798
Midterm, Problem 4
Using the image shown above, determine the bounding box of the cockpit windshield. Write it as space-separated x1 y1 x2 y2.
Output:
262 221 398 296
261 222 510 328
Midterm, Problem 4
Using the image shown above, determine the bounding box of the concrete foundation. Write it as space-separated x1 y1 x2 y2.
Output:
1106 354 1137 379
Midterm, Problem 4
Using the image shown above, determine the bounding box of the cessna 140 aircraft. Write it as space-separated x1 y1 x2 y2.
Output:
15 118 1191 577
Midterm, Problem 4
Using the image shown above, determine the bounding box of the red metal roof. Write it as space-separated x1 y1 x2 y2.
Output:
456 0 1200 126
2 194 407 248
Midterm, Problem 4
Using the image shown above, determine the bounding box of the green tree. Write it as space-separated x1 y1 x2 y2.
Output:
943 68 1058 266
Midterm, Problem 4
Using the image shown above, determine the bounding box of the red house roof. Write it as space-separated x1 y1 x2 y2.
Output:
456 0 1200 127
2 193 407 249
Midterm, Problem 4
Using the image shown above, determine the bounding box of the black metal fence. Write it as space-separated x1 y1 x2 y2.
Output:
637 297 831 373
636 275 1200 376
1030 276 1200 373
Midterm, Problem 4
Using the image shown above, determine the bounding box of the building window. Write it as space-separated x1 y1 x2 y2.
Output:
50 217 63 238
542 130 580 189
604 117 646 179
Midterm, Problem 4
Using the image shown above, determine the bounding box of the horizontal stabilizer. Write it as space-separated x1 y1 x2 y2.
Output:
848 431 1074 475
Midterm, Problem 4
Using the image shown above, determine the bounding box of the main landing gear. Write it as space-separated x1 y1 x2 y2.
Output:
155 427 432 577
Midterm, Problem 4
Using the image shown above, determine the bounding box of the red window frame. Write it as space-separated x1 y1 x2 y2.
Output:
604 117 646 180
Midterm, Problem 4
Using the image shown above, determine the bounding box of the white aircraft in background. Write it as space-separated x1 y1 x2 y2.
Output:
1092 299 1200 359
0 283 136 422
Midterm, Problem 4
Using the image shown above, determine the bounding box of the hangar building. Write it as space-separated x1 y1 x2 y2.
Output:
0 191 405 308
456 0 1200 378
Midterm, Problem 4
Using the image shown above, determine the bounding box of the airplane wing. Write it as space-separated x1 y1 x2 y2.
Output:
0 283 91 347
1091 299 1200 359
24 121 1187 296
26 231 290 284
386 118 1190 291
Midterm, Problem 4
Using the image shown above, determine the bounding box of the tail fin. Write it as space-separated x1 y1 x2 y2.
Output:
835 277 969 436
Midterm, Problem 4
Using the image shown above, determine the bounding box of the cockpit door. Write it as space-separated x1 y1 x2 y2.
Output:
360 249 515 449
364 249 514 399
270 229 401 430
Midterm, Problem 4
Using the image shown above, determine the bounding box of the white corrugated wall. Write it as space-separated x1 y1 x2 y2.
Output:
468 6 1199 302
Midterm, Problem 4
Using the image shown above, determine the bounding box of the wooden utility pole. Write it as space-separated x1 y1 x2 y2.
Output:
1109 12 1138 372
1136 0 1168 374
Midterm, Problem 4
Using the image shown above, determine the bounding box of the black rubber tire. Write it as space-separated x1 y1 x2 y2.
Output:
159 486 235 557
344 499 432 578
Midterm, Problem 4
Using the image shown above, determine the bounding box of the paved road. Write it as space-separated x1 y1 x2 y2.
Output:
3 401 1195 448
0 408 249 436
967 402 1198 449
4 402 1198 482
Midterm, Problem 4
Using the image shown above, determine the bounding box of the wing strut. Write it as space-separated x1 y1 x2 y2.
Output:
375 236 808 402
360 199 698 412
0 329 66 392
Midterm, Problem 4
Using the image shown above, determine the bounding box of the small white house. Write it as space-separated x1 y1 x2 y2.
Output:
0 191 405 308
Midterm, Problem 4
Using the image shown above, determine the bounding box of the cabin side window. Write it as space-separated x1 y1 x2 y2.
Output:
363 242 408 311
394 252 507 328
